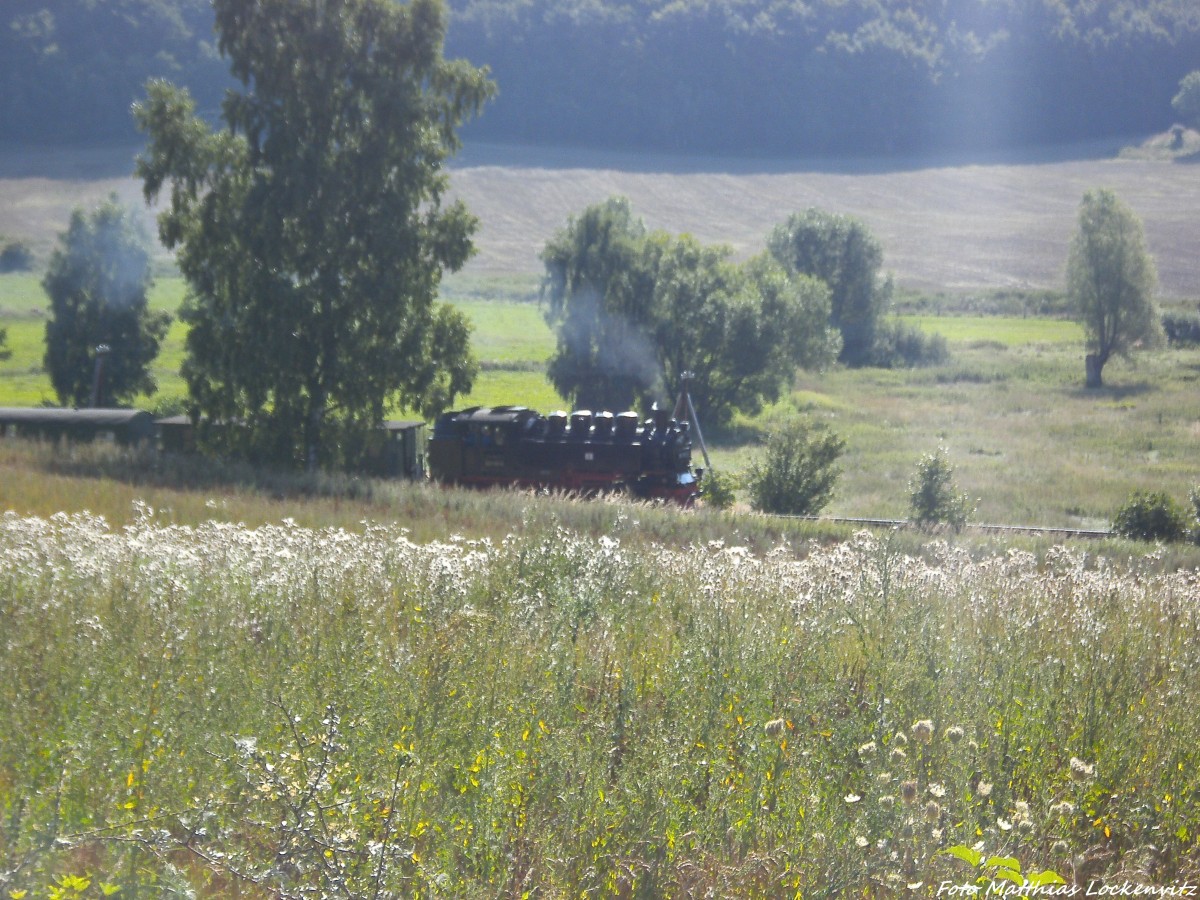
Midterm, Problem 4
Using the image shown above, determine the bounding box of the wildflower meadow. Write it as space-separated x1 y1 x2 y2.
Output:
1 506 1199 896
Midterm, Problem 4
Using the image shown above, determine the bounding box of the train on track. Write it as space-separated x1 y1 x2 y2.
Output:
0 402 704 505
428 405 701 504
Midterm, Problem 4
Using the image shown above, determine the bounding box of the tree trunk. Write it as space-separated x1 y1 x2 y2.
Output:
1085 352 1104 389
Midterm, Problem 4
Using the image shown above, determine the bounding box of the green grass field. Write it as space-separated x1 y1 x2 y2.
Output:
3 272 1199 528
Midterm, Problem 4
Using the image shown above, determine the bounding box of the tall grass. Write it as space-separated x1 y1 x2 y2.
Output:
1 513 1198 896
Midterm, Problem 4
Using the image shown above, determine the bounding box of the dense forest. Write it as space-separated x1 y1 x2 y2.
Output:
3 0 1199 156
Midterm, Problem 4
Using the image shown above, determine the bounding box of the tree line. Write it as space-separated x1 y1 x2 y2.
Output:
4 0 1200 156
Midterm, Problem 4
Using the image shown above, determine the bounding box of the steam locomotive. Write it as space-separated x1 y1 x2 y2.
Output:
0 402 704 504
428 405 702 504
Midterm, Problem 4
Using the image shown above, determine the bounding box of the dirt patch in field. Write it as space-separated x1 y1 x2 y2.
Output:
3 140 1198 297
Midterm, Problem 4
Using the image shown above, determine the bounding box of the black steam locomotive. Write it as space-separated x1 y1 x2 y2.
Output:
428 405 702 504
1 403 704 504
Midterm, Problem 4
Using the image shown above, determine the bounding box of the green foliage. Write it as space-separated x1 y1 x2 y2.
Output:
908 447 973 531
4 0 1200 155
134 0 493 469
41 196 170 407
1112 490 1189 542
1172 70 1200 127
767 208 891 367
1067 188 1162 388
942 845 1066 896
0 326 10 362
0 238 34 273
745 416 844 515
1192 486 1200 545
541 197 837 427
1162 310 1200 345
541 197 658 411
699 465 738 509
869 317 950 367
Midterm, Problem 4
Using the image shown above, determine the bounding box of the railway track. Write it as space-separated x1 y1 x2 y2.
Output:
786 515 1114 540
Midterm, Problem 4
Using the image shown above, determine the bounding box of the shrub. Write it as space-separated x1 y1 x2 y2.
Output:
1162 311 1200 345
1192 487 1200 545
870 318 950 367
908 447 973 531
700 466 739 510
746 416 844 515
1112 490 1189 543
0 238 35 272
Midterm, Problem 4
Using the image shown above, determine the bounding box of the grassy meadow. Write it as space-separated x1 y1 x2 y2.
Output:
6 270 1197 529
5 145 1200 895
2 505 1199 896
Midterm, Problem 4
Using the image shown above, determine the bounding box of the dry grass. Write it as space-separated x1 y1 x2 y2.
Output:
4 137 1200 296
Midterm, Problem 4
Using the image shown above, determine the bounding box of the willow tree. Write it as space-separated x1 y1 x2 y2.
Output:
1066 189 1162 389
135 0 493 468
42 197 169 407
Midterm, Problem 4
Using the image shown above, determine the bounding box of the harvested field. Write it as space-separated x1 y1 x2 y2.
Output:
3 138 1199 296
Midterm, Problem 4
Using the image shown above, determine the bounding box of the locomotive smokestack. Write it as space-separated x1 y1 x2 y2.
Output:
90 344 111 408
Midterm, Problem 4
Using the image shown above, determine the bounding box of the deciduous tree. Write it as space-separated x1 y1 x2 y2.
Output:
135 0 492 468
541 197 837 427
650 246 837 428
541 197 659 412
42 196 169 407
767 208 891 366
1066 189 1162 389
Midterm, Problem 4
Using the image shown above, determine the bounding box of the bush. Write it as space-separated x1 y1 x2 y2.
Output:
0 326 10 362
1192 487 1200 545
1112 491 1189 543
0 238 35 273
908 447 973 531
746 417 844 515
1162 311 1200 345
700 466 739 510
870 318 950 367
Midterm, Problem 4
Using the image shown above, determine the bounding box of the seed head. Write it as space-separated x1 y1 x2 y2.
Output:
764 718 786 739
912 720 934 744
945 725 965 744
924 800 941 823
1069 757 1095 782
900 779 919 805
